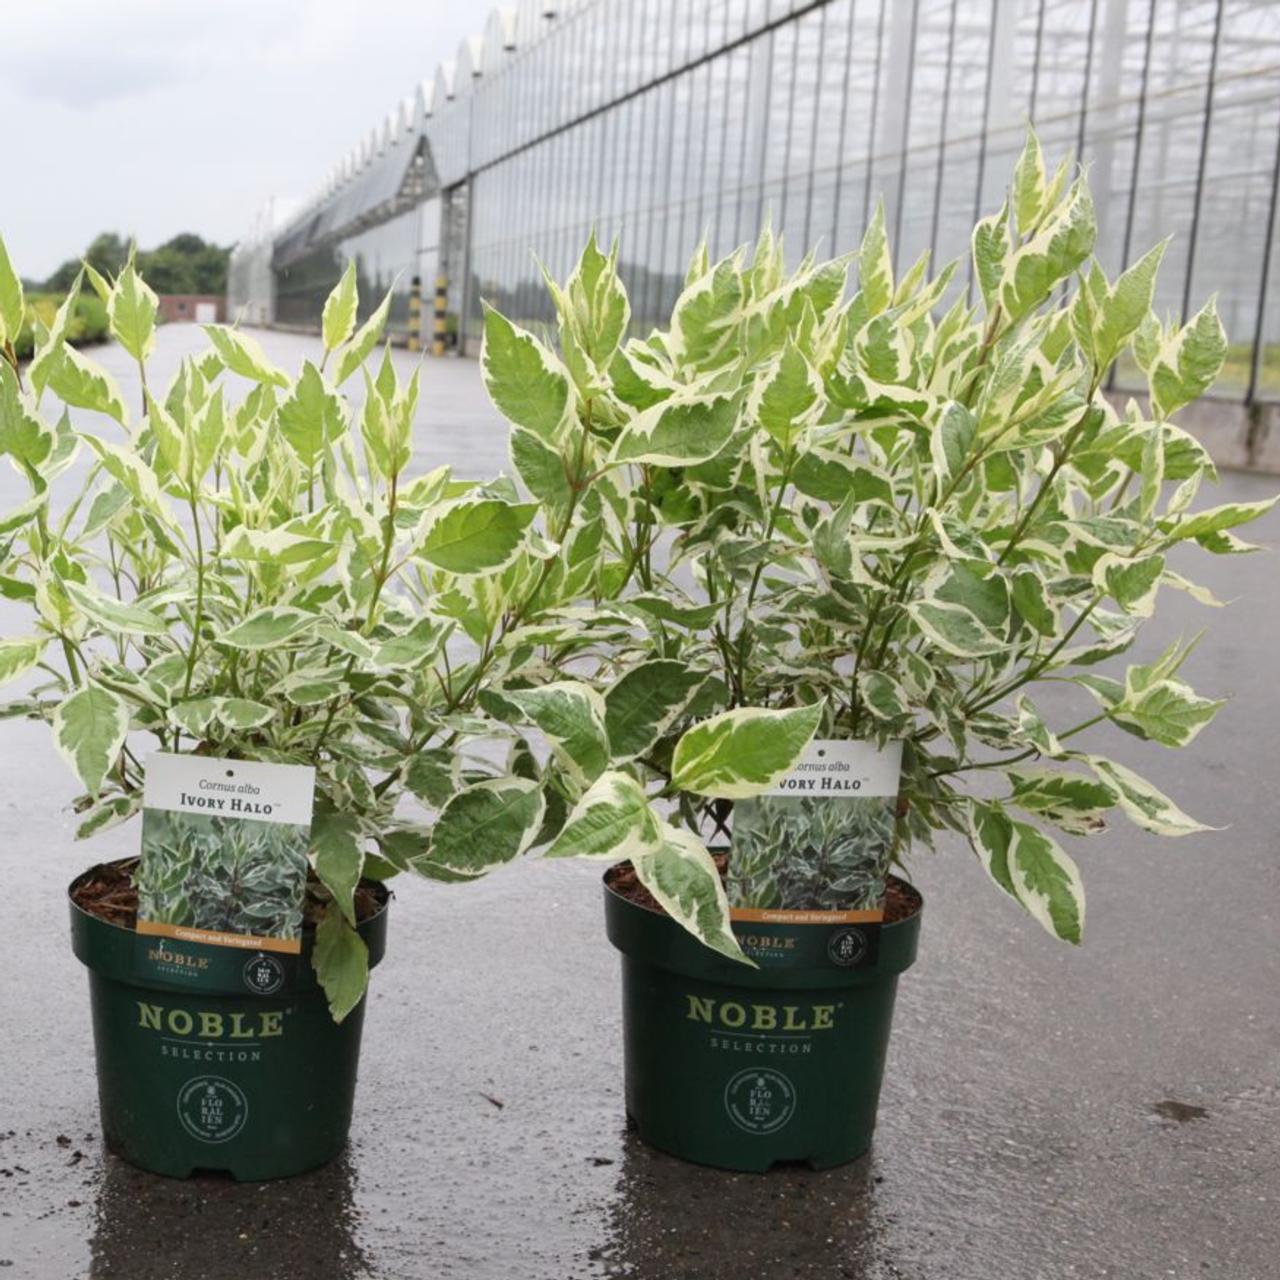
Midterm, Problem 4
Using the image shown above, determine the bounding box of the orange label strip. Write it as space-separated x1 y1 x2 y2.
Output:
729 906 884 925
136 919 302 955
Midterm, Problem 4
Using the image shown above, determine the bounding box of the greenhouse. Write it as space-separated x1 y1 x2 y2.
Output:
228 0 1280 402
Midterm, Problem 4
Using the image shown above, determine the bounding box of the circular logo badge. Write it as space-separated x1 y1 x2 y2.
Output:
176 1076 249 1144
242 952 286 995
724 1068 797 1135
827 927 868 968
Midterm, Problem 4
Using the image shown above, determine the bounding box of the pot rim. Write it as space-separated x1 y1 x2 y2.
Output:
603 865 923 989
602 865 924 931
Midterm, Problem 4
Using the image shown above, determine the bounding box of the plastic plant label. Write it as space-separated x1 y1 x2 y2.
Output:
727 739 903 926
133 754 315 993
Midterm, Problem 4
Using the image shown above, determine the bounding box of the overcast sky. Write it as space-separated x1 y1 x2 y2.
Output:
0 1 481 279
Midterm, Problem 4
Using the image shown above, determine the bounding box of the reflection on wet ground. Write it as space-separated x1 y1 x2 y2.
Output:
597 1137 895 1279
87 1154 373 1280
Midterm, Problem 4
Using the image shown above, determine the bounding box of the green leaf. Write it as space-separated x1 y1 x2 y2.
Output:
76 793 140 840
625 595 723 629
1085 755 1211 836
278 362 345 467
604 660 706 762
1112 679 1223 747
0 363 56 470
612 392 740 467
971 203 1010 309
362 363 415 480
1007 767 1117 836
1094 240 1168 366
564 232 631 371
201 326 290 389
333 290 392 386
82 262 112 303
966 798 1017 897
480 305 572 441
544 770 663 860
373 618 450 670
311 811 364 925
930 401 977 489
856 670 911 721
1011 567 1057 637
64 580 167 636
792 449 894 506
108 261 159 363
219 607 316 650
909 599 1005 658
858 200 893 315
403 750 456 807
749 342 823 448
221 526 333 565
670 256 744 367
672 702 824 800
1011 128 1046 232
0 637 46 686
215 697 275 730
418 499 538 574
633 824 751 965
28 277 83 399
313 904 369 1023
1149 299 1227 418
0 235 24 346
53 685 129 796
999 180 1096 321
167 697 218 738
1016 694 1062 757
46 345 128 425
1159 497 1277 552
81 437 174 526
322 261 359 352
500 681 610 784
1007 819 1085 944
429 778 546 873
510 426 572 509
1092 552 1165 617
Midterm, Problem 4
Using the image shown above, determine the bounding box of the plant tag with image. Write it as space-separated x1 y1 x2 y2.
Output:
133 754 315 995
728 739 903 928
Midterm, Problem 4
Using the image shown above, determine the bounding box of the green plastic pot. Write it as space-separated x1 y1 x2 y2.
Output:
68 859 389 1181
604 872 922 1172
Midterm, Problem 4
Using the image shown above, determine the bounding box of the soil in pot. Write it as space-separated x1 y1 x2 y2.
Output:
607 854 922 924
71 857 387 929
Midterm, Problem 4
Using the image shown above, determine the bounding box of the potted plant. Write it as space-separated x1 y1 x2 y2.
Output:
474 132 1276 1171
0 247 634 1179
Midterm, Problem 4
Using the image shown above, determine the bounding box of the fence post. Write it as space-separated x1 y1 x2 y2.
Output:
433 275 448 357
407 276 422 352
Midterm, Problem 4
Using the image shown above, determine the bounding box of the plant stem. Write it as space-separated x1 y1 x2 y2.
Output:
312 474 399 761
181 492 205 698
963 593 1102 717
927 711 1108 780
734 442 797 703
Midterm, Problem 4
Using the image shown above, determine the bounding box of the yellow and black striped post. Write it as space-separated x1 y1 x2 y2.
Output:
406 276 422 352
432 274 448 357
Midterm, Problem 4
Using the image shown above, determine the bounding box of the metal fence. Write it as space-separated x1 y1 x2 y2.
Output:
229 0 1280 402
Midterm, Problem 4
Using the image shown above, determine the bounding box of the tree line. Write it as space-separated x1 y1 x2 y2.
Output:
37 231 231 296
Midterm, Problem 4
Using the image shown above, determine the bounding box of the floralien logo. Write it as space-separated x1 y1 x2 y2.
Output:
827 927 869 967
723 1068 797 1134
242 952 286 995
176 1075 249 1143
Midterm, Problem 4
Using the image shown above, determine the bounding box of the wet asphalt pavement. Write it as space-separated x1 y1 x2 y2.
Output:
1 329 1279 1279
